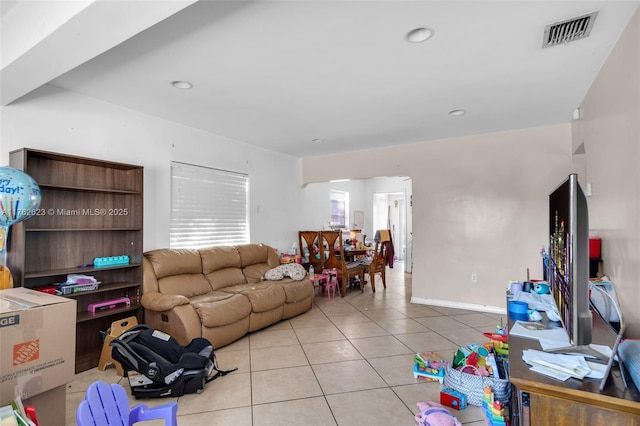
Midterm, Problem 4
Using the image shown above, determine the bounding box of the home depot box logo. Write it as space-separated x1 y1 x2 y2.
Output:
13 339 40 366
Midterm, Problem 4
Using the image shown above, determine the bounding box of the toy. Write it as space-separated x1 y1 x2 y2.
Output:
413 362 445 383
484 353 501 379
459 344 489 357
484 325 509 356
483 332 508 343
482 386 509 426
492 340 509 356
440 387 467 410
414 351 447 369
279 254 301 264
415 401 462 426
533 283 550 294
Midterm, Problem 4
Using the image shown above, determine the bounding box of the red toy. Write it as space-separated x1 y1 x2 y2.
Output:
440 388 467 410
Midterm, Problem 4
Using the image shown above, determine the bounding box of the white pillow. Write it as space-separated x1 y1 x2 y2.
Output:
264 267 285 281
263 263 306 281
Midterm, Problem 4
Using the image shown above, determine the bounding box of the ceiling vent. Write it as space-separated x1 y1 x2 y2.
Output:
542 11 598 48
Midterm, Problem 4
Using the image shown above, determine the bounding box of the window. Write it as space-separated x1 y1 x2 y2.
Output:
170 161 249 248
330 190 348 228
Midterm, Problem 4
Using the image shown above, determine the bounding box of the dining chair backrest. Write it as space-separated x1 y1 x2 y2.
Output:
363 229 392 292
375 229 391 254
320 230 365 296
298 231 323 271
319 230 343 271
375 229 391 243
372 230 391 266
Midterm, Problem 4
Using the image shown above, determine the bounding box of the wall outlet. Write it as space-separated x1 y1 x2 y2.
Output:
471 273 478 283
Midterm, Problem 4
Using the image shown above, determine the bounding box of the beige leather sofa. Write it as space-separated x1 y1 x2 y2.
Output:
141 244 313 348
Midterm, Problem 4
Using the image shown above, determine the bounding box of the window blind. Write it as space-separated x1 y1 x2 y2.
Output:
170 161 249 248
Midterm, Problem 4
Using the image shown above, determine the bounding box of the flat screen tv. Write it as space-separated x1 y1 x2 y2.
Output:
547 174 593 350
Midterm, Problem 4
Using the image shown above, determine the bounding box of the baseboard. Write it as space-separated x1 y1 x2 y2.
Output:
410 297 506 315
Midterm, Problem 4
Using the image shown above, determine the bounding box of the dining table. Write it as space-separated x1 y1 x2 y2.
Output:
340 247 372 262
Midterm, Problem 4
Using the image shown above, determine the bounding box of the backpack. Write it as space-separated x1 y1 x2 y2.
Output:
110 325 236 398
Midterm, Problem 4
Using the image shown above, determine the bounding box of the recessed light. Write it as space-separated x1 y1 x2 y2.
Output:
170 80 193 90
405 27 435 43
449 109 466 116
311 138 324 143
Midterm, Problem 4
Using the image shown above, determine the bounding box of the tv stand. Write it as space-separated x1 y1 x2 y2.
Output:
508 311 640 425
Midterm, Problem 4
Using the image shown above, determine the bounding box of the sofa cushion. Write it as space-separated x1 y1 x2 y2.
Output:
200 246 242 273
236 244 271 283
145 248 202 279
276 279 314 303
237 243 269 267
191 293 252 328
189 291 237 305
204 268 248 290
221 283 286 313
157 273 213 298
243 263 271 283
200 246 247 290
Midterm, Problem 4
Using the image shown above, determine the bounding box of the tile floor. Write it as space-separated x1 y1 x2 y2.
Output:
66 264 507 425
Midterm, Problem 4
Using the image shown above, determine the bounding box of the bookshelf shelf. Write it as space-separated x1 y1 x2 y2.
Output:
7 148 144 373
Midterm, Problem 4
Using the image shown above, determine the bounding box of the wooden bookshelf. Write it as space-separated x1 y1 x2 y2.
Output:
7 148 144 373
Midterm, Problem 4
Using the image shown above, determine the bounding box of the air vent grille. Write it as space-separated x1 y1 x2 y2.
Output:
543 11 598 48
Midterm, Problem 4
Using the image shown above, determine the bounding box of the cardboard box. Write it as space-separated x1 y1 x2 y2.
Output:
23 384 66 426
0 287 76 406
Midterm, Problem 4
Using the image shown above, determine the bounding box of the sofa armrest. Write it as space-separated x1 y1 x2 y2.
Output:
142 302 202 346
141 292 190 312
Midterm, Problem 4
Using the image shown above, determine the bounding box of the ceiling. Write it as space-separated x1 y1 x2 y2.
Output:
3 1 639 157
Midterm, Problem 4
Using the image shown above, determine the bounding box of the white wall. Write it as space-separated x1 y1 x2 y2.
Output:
0 84 305 254
303 124 575 313
572 8 640 337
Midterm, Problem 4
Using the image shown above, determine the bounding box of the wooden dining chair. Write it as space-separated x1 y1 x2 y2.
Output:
361 229 391 292
298 231 324 272
319 230 365 297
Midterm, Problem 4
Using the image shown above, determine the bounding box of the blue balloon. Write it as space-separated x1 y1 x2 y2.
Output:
0 167 41 227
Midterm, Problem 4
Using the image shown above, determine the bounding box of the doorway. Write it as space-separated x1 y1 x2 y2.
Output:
373 192 410 272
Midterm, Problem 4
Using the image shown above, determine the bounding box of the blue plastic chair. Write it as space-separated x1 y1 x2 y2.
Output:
76 381 178 426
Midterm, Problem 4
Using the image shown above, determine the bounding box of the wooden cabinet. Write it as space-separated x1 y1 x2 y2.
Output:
508 308 640 425
7 148 143 373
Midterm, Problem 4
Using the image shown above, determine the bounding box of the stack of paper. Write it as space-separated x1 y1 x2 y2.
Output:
522 349 603 381
509 320 571 350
